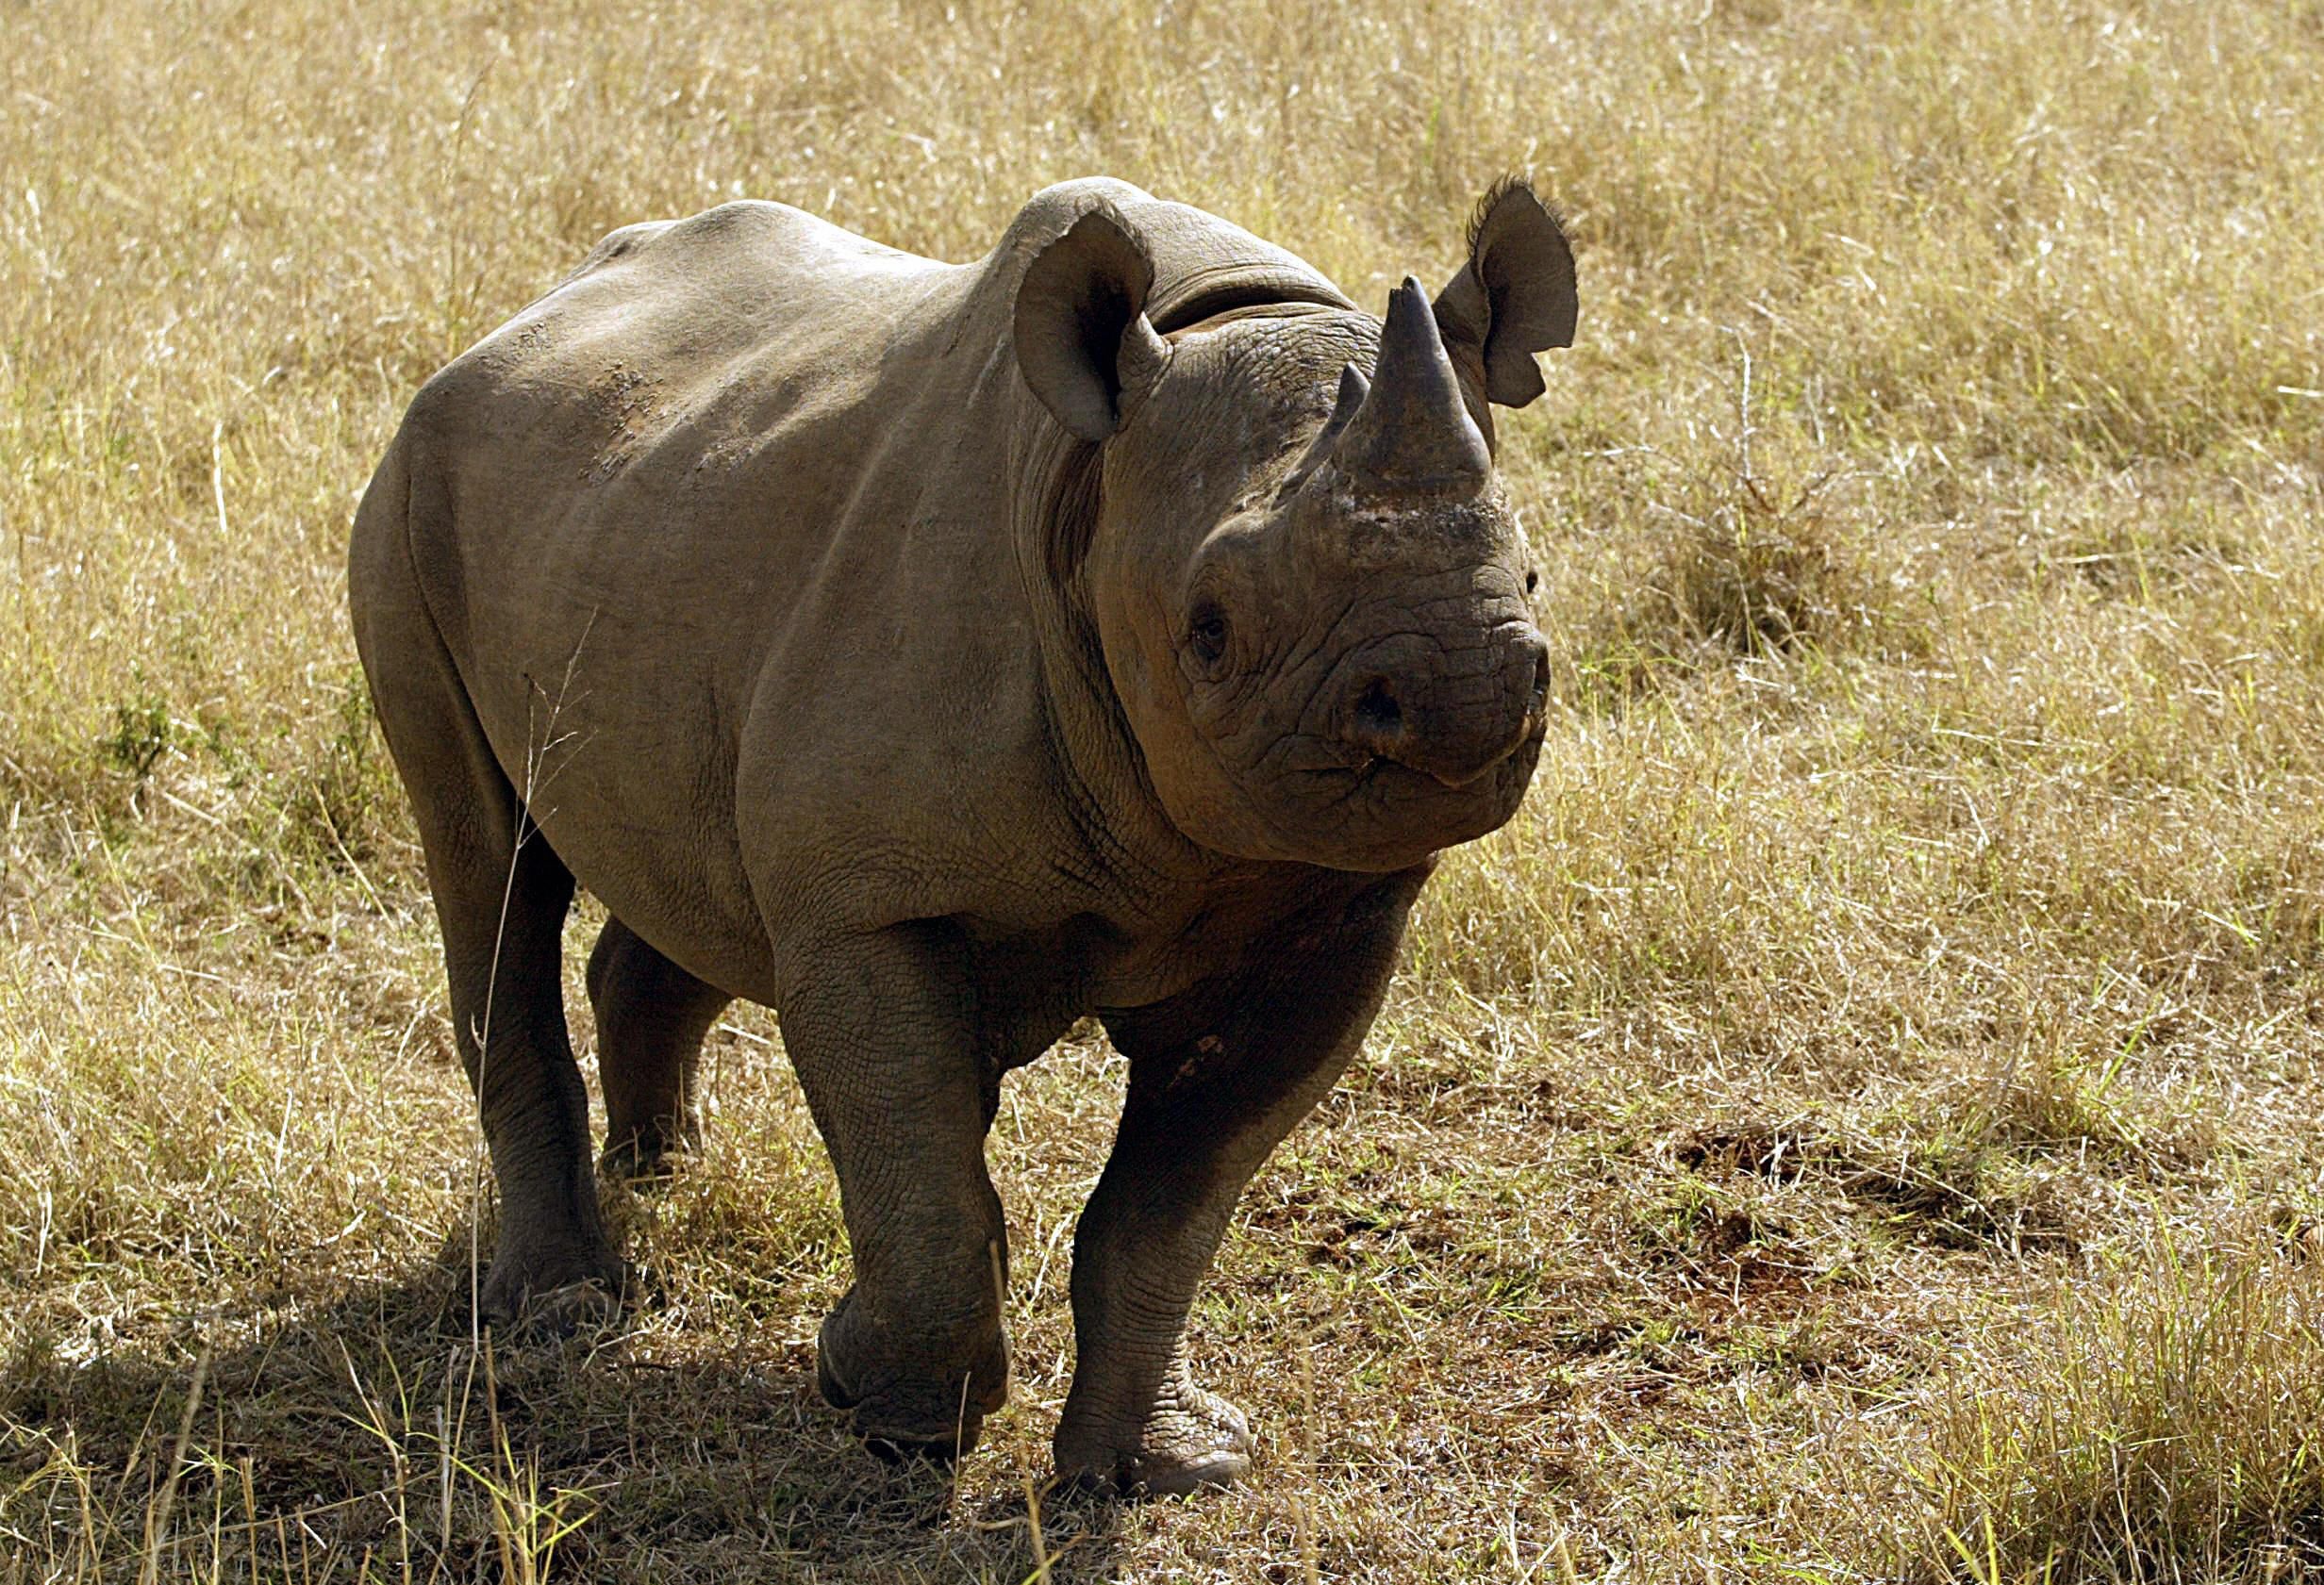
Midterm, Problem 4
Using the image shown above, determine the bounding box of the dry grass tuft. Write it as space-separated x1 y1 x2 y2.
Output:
1833 1231 2324 1581
1597 361 1888 689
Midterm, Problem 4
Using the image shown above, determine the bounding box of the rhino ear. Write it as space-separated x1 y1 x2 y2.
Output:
1015 206 1171 442
1432 177 1577 410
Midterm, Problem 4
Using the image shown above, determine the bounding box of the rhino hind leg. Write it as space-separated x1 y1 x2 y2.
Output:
440 830 625 1335
402 757 622 1333
588 917 730 1181
352 498 624 1334
778 924 1012 1460
1060 871 1424 1495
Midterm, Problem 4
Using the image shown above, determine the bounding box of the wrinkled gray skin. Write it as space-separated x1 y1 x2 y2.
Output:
349 176 1576 1494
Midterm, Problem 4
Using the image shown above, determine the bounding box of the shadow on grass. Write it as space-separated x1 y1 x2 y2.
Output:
0 1218 1126 1582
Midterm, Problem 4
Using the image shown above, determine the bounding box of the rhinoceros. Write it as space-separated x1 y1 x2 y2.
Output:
349 175 1575 1494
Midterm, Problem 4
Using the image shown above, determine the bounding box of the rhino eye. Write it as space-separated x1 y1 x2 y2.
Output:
1187 603 1229 666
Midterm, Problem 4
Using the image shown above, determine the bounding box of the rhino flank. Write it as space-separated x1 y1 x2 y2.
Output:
349 176 1576 1494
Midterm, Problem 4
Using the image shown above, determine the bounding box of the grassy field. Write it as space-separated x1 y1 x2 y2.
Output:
5 0 2324 1577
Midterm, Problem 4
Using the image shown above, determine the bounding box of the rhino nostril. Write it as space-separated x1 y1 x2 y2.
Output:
1353 678 1403 742
1530 644 1551 709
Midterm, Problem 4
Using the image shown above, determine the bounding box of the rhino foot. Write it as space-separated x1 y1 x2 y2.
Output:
816 1303 1009 1460
1054 1378 1255 1497
597 1129 695 1186
475 1243 629 1339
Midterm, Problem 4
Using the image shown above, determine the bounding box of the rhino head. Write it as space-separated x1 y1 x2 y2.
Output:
1015 181 1577 873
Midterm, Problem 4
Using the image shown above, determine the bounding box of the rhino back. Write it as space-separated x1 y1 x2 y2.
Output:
390 201 1078 998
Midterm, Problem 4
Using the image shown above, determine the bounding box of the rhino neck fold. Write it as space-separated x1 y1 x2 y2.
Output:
1006 416 1214 901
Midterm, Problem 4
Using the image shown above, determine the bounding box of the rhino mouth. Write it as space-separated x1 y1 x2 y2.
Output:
1284 720 1536 795
1343 735 1534 797
1333 718 1541 799
1261 707 1544 863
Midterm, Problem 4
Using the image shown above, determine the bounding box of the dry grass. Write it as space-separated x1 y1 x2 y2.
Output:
4 0 2323 1577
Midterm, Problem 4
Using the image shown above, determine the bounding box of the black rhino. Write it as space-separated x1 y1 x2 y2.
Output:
349 175 1576 1494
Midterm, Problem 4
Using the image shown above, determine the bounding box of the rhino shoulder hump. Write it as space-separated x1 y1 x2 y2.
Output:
999 177 1158 253
573 218 679 275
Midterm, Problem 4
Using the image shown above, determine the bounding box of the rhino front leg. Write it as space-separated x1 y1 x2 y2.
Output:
1060 869 1427 1495
781 924 1011 1459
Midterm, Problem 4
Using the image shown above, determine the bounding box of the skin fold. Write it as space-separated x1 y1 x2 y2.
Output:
347 175 1576 1494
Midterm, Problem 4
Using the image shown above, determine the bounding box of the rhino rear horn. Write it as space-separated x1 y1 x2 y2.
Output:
1279 362 1370 493
1015 206 1171 443
1334 276 1491 493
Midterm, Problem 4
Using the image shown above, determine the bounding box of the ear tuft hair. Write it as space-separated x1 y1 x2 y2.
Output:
1466 173 1564 258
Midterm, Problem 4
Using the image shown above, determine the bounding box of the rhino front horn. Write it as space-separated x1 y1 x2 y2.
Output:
1334 276 1491 493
